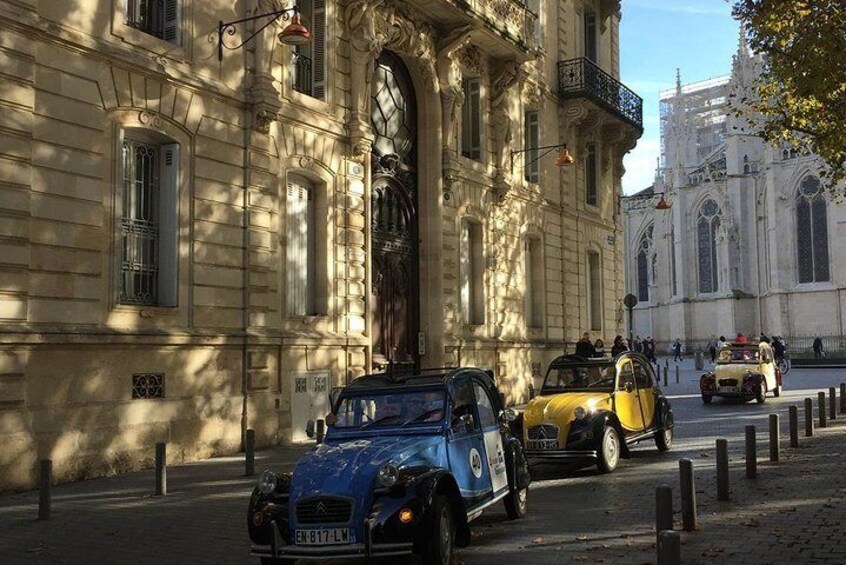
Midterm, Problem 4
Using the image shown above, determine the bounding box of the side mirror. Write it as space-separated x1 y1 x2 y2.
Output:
306 419 315 439
500 408 518 423
624 382 634 394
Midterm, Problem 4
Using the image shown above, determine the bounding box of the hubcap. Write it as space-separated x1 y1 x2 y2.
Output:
517 488 527 510
605 430 619 466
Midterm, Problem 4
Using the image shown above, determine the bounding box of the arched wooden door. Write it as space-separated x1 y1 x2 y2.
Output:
370 51 419 371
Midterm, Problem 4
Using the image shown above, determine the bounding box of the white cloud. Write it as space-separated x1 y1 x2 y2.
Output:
622 137 661 195
625 0 730 16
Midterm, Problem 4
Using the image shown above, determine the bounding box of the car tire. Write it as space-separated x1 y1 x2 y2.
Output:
421 495 455 565
756 383 766 404
504 485 528 520
261 558 297 565
773 385 781 398
596 426 621 474
655 426 673 451
702 394 713 404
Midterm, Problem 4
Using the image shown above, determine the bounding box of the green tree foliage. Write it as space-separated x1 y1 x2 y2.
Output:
732 1 846 188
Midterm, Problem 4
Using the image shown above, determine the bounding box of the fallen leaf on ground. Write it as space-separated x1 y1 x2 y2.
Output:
532 537 544 544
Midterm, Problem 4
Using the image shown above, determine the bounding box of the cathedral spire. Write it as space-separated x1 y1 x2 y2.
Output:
675 68 682 96
738 19 749 60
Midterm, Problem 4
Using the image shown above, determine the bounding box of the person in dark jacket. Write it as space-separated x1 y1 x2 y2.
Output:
813 337 824 359
611 335 627 356
575 332 596 358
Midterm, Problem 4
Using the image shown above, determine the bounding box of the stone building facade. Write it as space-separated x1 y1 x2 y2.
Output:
622 37 846 352
0 0 640 491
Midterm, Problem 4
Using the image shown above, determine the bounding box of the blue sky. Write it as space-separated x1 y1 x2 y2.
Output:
620 0 740 194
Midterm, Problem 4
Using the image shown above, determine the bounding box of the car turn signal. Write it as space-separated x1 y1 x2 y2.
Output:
399 508 414 524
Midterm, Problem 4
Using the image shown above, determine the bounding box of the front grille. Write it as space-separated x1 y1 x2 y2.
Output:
527 424 560 441
296 497 352 525
718 379 738 387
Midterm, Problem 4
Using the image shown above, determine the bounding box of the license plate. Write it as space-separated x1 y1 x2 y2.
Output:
718 386 735 393
528 439 558 450
295 528 353 546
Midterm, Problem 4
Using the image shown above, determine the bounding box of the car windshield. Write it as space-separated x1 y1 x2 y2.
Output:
718 348 761 364
333 389 446 429
542 364 616 393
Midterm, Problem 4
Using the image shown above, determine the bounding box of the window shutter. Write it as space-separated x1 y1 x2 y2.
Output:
312 0 326 100
305 187 316 314
470 80 481 160
586 142 598 206
162 0 181 45
524 239 533 326
524 111 539 183
460 222 471 324
287 177 312 316
157 143 179 307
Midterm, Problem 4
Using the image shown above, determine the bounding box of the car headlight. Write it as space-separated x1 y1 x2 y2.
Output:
377 463 400 487
574 406 587 420
257 470 278 494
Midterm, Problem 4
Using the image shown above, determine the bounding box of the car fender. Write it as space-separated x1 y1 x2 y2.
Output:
592 410 630 457
411 469 471 547
503 436 531 492
655 397 674 429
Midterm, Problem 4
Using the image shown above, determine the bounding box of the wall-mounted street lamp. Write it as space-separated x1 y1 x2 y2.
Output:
217 3 311 62
624 191 673 211
510 143 575 174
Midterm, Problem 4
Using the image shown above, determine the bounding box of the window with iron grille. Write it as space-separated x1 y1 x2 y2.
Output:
119 136 179 307
461 77 482 161
292 0 325 100
796 176 830 284
584 12 598 63
125 0 181 44
524 111 539 183
132 373 164 399
585 142 598 206
637 224 653 302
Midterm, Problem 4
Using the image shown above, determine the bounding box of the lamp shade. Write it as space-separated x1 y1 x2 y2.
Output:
278 13 311 46
655 195 672 210
555 146 575 166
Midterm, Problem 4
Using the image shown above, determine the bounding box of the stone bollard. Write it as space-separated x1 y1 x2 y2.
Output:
245 429 255 477
769 414 780 462
805 397 814 437
155 442 167 496
745 425 757 479
675 365 680 384
663 366 668 387
655 485 674 545
716 439 729 501
658 530 681 565
840 383 846 414
679 459 697 531
789 405 799 448
829 388 836 421
38 459 52 521
316 419 326 444
819 392 827 428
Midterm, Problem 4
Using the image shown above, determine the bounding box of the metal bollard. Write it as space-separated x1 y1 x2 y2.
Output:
819 392 827 428
155 442 167 496
245 429 255 477
679 459 697 531
841 383 846 414
744 425 757 479
316 419 325 444
663 366 668 387
805 397 814 437
655 485 674 545
38 459 52 521
769 414 779 462
658 530 681 565
789 405 799 448
675 365 680 384
829 388 836 421
716 438 730 501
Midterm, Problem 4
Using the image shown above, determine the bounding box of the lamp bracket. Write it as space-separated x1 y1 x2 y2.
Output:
217 5 299 61
510 143 569 173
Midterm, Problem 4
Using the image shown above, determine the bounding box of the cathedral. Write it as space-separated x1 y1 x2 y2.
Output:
0 0 639 491
622 32 845 354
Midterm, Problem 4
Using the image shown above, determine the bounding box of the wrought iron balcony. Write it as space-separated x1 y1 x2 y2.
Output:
557 58 643 131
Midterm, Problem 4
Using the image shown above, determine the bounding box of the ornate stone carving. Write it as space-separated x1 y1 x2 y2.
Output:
522 79 542 110
253 108 275 134
138 110 163 128
437 25 478 151
457 44 483 75
489 60 525 179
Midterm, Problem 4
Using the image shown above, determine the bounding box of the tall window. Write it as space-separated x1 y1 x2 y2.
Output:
119 136 179 307
585 142 598 206
584 12 598 62
524 236 543 328
287 175 316 316
527 0 541 46
697 199 722 293
524 110 539 183
292 0 326 99
636 224 653 302
587 251 602 331
460 220 484 325
669 221 678 297
796 176 830 283
461 77 482 161
125 0 181 44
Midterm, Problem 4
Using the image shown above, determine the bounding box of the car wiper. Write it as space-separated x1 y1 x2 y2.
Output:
360 414 401 429
400 408 443 427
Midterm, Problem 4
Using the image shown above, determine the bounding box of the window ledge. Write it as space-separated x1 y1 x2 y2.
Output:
289 90 331 113
112 23 189 63
114 305 180 317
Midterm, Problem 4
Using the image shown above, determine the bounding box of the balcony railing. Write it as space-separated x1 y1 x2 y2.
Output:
557 58 643 131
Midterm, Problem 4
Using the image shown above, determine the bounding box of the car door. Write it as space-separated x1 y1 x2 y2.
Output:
615 359 644 432
632 358 656 429
447 376 493 508
759 346 778 390
472 380 509 498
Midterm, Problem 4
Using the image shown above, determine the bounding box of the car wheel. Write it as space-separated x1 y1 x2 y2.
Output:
421 495 454 565
261 558 297 565
702 394 713 404
756 383 766 404
655 426 673 451
504 485 528 520
597 426 621 474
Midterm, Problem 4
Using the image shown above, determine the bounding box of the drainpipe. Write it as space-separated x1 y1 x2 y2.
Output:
239 34 251 453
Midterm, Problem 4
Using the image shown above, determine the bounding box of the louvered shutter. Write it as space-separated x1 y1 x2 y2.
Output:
460 222 471 324
287 177 313 316
158 144 180 306
524 239 533 326
312 0 326 100
162 0 181 45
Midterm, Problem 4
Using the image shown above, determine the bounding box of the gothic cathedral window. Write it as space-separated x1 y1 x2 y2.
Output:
796 176 830 284
697 199 721 294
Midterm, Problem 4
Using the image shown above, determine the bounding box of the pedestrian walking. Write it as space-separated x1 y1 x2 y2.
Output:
575 332 596 358
593 339 606 358
813 336 825 359
634 335 643 353
708 334 717 363
611 335 627 357
673 338 683 362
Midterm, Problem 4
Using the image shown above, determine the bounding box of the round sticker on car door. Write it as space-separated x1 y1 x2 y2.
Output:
469 448 483 478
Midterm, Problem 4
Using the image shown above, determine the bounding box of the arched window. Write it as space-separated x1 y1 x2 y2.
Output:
697 199 721 293
796 176 830 283
636 224 653 302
